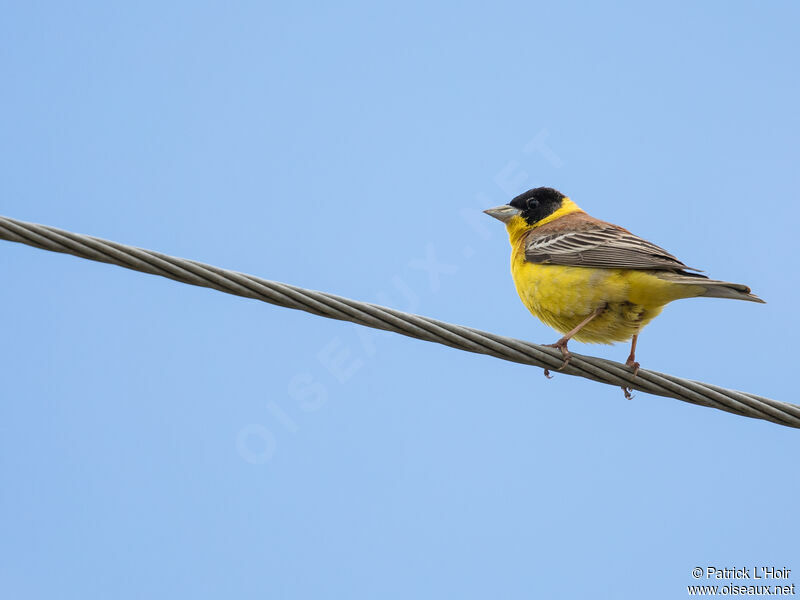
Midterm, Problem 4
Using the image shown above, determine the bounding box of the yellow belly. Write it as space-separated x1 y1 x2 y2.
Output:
510 254 702 344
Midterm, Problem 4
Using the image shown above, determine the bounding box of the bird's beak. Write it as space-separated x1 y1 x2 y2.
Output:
483 205 521 223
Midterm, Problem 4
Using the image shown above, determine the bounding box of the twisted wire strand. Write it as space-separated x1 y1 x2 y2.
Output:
2 214 797 429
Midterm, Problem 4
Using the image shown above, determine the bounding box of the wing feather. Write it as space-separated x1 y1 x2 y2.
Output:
524 227 703 273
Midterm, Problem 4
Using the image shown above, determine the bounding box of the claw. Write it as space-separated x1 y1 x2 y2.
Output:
544 339 571 372
621 386 634 400
543 368 553 379
626 359 640 377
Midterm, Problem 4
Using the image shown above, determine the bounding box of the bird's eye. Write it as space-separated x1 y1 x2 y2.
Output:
527 198 540 210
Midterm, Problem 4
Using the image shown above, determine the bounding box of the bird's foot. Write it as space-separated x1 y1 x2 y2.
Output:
622 354 639 398
625 357 640 377
544 338 572 372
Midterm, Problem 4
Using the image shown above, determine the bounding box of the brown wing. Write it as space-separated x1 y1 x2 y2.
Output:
524 225 704 273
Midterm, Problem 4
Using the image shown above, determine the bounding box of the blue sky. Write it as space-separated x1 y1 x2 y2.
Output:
2 1 799 598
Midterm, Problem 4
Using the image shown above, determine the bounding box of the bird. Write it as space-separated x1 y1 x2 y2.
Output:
484 187 764 377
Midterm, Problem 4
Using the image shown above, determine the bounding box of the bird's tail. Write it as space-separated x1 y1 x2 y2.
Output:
655 273 766 304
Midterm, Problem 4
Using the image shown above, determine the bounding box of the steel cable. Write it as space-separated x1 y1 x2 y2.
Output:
2 214 797 429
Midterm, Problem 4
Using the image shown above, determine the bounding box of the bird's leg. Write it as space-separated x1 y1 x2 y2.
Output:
542 305 606 376
626 333 640 376
619 333 641 400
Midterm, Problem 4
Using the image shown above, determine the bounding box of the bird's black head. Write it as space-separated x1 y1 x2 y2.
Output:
509 187 566 225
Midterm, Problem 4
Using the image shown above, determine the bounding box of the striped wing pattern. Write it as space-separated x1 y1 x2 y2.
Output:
524 227 703 273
